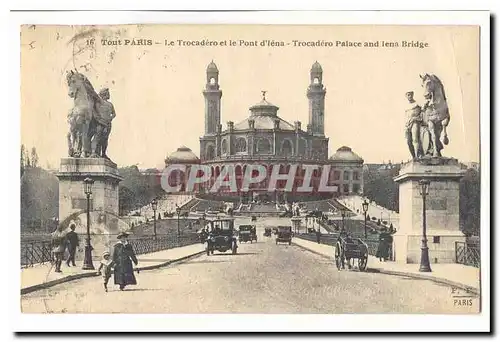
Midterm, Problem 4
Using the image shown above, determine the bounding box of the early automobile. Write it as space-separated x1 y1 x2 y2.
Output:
238 225 257 243
334 232 368 271
206 218 238 255
238 225 252 243
275 226 293 245
263 227 272 237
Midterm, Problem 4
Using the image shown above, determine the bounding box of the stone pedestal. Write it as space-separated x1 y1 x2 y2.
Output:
56 158 123 222
393 158 465 264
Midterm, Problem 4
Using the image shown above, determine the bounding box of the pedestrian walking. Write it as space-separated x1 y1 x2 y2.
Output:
316 229 321 244
112 232 138 291
376 228 393 262
51 225 68 273
65 224 79 267
97 251 114 292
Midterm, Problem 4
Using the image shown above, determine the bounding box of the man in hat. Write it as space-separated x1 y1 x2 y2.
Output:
65 223 79 267
404 91 423 159
112 232 138 291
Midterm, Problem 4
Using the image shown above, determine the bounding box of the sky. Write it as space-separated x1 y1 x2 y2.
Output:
20 24 480 169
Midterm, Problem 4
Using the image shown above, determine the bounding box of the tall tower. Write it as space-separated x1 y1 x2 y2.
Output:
307 61 326 136
203 61 222 135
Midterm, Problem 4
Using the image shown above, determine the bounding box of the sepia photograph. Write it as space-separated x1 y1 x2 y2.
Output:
11 9 490 333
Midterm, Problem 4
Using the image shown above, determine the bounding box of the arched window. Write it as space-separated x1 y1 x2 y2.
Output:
256 138 271 154
206 145 215 160
298 139 307 156
221 139 228 155
352 171 359 181
281 139 293 156
210 77 216 85
235 138 247 153
313 77 320 84
343 171 350 181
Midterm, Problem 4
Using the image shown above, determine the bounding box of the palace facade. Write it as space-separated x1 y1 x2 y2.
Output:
165 61 364 202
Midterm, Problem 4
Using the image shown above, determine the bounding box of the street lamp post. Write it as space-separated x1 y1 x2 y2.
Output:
176 205 181 239
362 200 369 240
151 198 158 239
82 177 95 270
419 179 432 272
341 209 346 232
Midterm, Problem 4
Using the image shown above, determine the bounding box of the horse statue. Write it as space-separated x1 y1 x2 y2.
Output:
66 70 114 158
419 73 450 158
405 74 450 160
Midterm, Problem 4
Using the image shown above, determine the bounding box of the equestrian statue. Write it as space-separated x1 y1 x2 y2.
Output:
405 73 450 160
66 70 116 159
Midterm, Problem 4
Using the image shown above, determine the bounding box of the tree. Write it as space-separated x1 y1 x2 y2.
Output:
31 147 39 168
20 144 25 177
118 166 165 212
460 168 480 236
119 186 135 215
21 167 59 232
363 165 400 212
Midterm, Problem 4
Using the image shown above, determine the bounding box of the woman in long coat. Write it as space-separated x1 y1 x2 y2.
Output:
376 228 393 262
112 232 138 290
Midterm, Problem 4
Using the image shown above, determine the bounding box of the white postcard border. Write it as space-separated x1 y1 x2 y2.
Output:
5 9 491 333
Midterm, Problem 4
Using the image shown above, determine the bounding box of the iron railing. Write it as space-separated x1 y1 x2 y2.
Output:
455 241 480 268
20 233 200 268
295 233 393 260
129 234 199 255
21 239 53 268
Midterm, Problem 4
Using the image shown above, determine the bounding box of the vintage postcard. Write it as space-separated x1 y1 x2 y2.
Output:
15 13 489 332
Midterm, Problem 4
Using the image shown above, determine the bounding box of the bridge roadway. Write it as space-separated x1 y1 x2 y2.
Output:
21 218 478 314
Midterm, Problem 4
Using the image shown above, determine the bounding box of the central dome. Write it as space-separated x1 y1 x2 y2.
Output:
249 92 279 117
232 92 295 131
165 146 200 164
330 146 364 162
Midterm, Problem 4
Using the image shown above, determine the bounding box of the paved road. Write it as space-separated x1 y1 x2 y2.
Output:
21 220 479 314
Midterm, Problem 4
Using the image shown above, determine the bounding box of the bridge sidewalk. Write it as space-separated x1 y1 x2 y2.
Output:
21 243 204 294
293 237 480 294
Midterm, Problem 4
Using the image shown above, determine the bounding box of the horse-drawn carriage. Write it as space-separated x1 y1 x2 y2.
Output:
334 234 368 271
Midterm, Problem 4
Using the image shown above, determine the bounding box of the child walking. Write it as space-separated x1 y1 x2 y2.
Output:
97 251 114 292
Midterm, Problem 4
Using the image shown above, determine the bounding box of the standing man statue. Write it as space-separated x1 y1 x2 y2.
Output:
404 91 424 160
94 87 116 159
404 74 451 160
